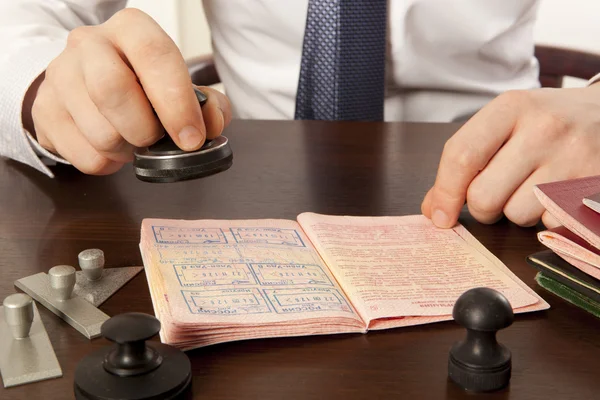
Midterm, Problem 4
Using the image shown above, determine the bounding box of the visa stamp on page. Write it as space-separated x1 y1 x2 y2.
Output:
152 226 228 244
174 264 257 287
263 288 353 314
182 288 272 315
156 245 241 263
230 228 306 247
236 246 319 265
250 263 333 286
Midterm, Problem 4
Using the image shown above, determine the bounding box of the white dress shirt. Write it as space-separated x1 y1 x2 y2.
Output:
0 0 550 177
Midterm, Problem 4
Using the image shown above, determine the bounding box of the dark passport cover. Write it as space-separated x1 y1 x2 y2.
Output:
527 250 600 304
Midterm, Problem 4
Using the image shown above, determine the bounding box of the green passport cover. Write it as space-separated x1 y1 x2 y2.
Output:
535 273 600 319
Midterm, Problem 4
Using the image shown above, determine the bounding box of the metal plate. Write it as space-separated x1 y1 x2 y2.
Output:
15 273 109 339
73 266 143 307
0 302 62 387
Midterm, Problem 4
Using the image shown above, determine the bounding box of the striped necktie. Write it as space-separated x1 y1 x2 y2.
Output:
294 0 387 121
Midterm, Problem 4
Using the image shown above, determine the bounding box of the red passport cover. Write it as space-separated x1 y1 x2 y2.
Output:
534 176 600 250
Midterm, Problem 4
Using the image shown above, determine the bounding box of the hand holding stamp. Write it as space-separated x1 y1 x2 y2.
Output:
132 88 234 183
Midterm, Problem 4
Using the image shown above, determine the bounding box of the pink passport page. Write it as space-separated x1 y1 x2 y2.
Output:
140 213 549 350
537 226 600 280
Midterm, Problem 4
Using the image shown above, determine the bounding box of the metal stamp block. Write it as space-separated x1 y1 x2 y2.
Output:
14 267 110 340
73 267 142 307
74 249 143 307
0 294 62 387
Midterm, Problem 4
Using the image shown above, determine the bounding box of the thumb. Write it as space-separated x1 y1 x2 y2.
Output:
102 9 207 151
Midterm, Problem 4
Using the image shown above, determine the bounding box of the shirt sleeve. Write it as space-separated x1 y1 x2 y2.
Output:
0 0 127 177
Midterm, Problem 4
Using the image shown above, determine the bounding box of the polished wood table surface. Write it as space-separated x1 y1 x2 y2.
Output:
1 120 600 400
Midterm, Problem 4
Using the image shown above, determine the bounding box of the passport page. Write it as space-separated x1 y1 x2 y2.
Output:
297 213 549 329
538 226 600 281
140 218 365 349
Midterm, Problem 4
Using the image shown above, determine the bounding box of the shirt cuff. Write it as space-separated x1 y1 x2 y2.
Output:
26 131 70 166
0 38 67 178
587 72 600 87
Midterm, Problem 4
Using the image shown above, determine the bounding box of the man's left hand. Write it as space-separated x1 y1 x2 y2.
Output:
421 85 600 229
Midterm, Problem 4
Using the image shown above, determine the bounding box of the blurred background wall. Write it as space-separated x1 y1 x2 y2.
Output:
127 0 600 88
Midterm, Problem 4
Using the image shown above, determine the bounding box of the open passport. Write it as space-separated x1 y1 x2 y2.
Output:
139 213 549 350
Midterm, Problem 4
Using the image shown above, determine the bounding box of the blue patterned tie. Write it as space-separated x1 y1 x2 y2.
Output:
294 0 387 121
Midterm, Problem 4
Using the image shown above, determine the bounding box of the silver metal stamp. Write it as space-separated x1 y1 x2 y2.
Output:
78 248 105 281
73 249 143 307
49 265 77 301
14 267 110 340
0 294 62 387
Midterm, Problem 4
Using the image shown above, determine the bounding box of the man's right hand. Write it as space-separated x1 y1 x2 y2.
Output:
26 8 231 175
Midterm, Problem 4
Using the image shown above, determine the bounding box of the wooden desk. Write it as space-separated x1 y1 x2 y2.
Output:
1 120 599 399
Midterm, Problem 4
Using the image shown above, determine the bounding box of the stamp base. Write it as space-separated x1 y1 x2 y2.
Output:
74 267 143 307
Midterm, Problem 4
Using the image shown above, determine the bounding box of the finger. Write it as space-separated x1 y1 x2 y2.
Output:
421 187 433 217
195 86 231 139
428 91 523 228
541 211 561 229
49 117 124 175
465 126 540 224
72 32 162 151
502 166 563 227
32 86 124 175
51 48 136 163
101 9 206 151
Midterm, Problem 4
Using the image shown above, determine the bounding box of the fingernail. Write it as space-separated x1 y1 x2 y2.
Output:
178 126 204 150
432 209 451 228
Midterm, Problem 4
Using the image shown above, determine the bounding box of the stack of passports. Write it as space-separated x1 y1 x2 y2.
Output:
526 250 600 318
531 176 600 318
